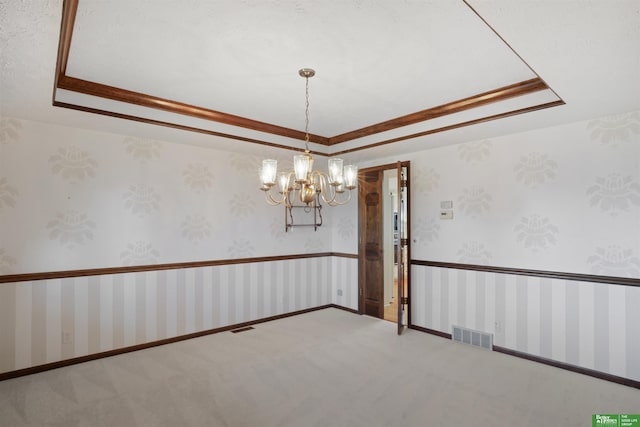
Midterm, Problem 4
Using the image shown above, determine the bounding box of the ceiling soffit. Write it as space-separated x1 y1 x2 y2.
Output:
53 0 564 156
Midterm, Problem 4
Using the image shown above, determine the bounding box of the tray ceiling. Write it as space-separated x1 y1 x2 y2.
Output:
52 0 563 155
0 0 640 163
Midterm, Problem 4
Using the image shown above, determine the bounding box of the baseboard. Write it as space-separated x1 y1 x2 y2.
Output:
0 304 334 382
328 303 359 314
492 345 640 390
408 324 452 339
408 325 640 390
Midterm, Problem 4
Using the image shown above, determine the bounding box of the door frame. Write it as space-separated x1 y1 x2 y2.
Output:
357 161 411 329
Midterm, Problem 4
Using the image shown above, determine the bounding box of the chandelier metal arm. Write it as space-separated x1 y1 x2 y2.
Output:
263 188 284 206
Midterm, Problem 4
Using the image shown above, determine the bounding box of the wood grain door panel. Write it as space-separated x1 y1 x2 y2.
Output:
359 170 383 318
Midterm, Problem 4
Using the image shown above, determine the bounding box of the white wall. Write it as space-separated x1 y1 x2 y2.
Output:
363 109 640 381
400 110 640 275
0 117 334 274
2 110 639 382
0 116 354 375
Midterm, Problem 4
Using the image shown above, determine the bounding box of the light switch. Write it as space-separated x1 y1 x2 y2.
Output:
440 210 453 220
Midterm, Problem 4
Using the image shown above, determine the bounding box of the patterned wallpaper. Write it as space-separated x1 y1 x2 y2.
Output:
370 110 640 277
0 117 347 275
412 265 640 381
1 110 638 382
0 256 358 374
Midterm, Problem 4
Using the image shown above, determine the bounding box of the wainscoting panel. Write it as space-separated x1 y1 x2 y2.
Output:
331 256 359 311
411 264 640 382
0 257 334 375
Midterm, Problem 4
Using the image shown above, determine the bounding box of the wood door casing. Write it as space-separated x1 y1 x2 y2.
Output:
359 169 384 318
358 162 410 324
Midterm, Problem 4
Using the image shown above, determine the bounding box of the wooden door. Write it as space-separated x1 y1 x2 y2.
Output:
359 169 384 318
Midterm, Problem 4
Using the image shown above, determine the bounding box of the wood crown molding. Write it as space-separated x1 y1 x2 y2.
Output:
329 100 565 156
57 76 330 145
52 101 326 156
0 252 358 284
327 78 549 145
53 1 563 152
411 259 640 287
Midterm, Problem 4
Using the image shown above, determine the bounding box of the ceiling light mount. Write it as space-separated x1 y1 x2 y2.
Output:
298 68 315 78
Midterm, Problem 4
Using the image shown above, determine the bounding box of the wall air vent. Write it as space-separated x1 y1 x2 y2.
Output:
452 325 493 350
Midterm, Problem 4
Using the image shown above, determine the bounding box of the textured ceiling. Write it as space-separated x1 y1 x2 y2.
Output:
1 1 639 162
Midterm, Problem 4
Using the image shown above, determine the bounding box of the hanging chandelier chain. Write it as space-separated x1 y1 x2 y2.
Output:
304 75 310 151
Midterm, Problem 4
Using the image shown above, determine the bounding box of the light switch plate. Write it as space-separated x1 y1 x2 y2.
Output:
440 210 453 220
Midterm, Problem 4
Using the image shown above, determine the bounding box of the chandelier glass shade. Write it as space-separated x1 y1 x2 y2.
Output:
259 69 357 211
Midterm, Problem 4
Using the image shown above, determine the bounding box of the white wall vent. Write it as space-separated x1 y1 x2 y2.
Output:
452 325 493 350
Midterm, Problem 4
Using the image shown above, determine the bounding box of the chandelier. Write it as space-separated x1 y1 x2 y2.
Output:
259 68 357 231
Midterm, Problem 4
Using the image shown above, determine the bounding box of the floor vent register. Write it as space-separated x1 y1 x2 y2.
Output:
452 325 493 350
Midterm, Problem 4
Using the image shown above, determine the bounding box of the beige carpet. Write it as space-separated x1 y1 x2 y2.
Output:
0 308 638 427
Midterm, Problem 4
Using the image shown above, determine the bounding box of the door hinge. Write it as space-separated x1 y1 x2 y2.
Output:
359 288 363 296
400 297 409 305
400 238 409 246
400 179 408 188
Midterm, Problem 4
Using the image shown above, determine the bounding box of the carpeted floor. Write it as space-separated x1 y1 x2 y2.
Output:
0 308 638 426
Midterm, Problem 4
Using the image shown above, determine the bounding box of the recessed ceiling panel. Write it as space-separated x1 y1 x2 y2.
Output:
55 0 562 153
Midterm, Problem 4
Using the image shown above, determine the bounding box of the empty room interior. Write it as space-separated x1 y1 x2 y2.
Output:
1 1 639 426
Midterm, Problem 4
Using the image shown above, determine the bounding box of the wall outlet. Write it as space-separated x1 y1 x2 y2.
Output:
337 289 343 296
62 331 72 344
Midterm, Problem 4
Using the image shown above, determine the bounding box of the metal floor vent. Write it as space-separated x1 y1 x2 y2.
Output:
230 326 255 334
452 325 493 350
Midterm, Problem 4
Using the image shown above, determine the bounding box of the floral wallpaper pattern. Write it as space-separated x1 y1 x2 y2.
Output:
336 216 356 240
120 241 160 265
183 163 214 193
458 139 492 163
181 215 212 241
270 217 286 242
229 194 255 218
229 153 261 173
123 137 163 163
587 245 640 277
414 218 440 244
412 167 440 194
514 214 559 252
0 177 19 210
0 117 22 144
587 173 640 215
514 152 557 188
123 184 161 217
49 146 98 183
457 241 492 264
0 109 638 276
0 249 17 274
400 109 640 277
228 239 255 258
457 186 491 218
587 111 640 147
304 237 323 252
47 210 96 248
